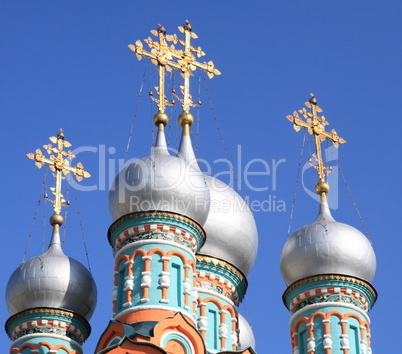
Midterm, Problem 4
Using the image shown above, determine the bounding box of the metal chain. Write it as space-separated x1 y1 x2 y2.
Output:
203 76 246 199
72 188 92 272
335 158 370 238
240 300 253 329
22 168 48 262
287 130 308 236
124 66 147 163
42 172 49 254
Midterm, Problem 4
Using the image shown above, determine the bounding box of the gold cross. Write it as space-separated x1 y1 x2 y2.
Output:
128 22 221 115
172 20 221 113
128 25 178 114
286 95 346 182
27 130 91 215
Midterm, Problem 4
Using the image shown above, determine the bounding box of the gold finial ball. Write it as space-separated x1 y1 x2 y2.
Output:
178 112 194 127
50 214 64 226
315 181 330 195
153 112 169 126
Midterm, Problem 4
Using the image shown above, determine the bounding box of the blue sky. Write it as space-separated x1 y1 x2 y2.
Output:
1 1 401 352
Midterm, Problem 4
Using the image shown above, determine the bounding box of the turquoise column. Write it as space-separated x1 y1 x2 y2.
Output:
108 211 205 324
195 255 247 353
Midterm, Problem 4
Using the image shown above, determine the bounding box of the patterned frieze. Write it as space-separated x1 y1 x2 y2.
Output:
195 255 247 305
283 275 377 314
108 211 206 254
6 308 90 344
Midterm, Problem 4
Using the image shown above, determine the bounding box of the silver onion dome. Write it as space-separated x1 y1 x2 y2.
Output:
280 201 376 286
238 313 256 351
6 230 97 320
109 129 210 226
199 175 258 275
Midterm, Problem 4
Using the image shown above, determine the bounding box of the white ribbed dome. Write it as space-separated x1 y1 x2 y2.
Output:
280 202 376 286
6 232 97 320
199 176 258 275
109 131 210 226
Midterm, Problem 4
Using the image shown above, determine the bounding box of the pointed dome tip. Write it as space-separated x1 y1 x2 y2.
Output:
316 199 335 223
314 181 335 222
47 214 65 254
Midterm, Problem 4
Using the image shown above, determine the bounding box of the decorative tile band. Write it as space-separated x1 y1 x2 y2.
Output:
109 211 205 243
109 211 206 253
284 274 376 298
196 255 247 303
283 274 377 311
6 308 90 345
13 326 82 344
289 287 369 313
196 280 236 304
115 226 197 253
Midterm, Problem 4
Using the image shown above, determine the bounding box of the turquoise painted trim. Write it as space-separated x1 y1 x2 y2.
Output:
6 308 91 344
108 212 205 252
196 258 247 302
116 242 194 263
283 276 377 310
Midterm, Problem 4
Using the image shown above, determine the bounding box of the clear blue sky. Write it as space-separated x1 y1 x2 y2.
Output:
1 1 401 352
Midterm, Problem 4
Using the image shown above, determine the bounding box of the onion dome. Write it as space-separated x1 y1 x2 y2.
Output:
176 113 258 275
176 112 258 274
280 199 376 286
109 113 210 226
198 175 258 275
6 221 97 320
238 313 256 351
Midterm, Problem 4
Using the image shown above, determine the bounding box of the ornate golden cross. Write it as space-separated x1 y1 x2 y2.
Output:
286 95 346 182
172 20 221 113
128 25 177 114
27 130 90 215
129 22 221 115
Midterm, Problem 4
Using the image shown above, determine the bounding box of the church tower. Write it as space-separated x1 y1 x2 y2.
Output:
5 131 97 353
95 22 257 353
280 96 377 354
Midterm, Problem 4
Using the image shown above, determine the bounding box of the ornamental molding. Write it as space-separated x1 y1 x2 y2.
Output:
289 287 369 313
10 332 82 351
285 274 376 295
116 228 197 253
196 280 237 304
196 255 247 302
6 308 90 342
283 274 377 309
195 255 246 284
289 302 371 327
109 210 205 240
114 239 195 263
